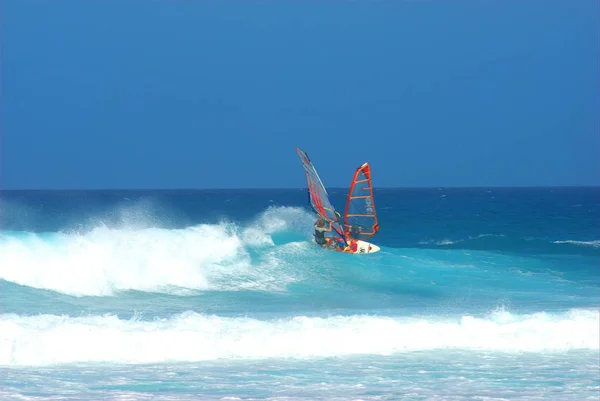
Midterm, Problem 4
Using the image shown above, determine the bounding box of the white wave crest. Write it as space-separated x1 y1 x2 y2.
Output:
552 240 600 248
0 308 597 366
0 207 313 297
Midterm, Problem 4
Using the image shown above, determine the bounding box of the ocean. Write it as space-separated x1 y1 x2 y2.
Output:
0 187 598 400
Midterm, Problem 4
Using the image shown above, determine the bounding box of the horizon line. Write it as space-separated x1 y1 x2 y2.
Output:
1 184 599 191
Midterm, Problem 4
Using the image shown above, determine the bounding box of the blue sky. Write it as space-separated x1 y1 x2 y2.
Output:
1 1 598 189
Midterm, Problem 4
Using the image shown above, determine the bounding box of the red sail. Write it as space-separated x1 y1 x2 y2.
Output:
343 163 379 242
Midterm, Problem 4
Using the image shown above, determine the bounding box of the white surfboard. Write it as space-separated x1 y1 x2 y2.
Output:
354 240 380 254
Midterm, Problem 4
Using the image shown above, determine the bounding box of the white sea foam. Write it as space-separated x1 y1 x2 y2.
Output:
553 240 600 248
0 308 597 366
419 234 506 246
0 206 314 297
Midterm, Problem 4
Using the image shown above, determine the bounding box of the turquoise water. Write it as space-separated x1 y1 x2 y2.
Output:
1 188 599 400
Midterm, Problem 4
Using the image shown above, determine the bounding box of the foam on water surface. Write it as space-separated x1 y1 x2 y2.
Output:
1 188 598 400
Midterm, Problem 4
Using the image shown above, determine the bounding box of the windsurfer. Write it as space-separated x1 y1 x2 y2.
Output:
313 216 331 246
348 225 360 240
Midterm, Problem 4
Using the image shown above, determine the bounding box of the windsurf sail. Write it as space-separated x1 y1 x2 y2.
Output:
343 162 379 241
295 147 346 242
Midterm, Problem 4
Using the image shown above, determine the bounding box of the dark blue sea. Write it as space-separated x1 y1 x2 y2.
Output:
1 187 599 400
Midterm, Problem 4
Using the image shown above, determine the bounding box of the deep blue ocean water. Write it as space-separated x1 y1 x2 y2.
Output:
1 187 599 400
